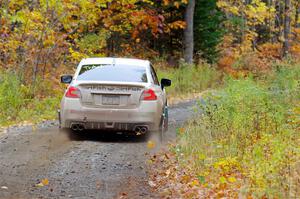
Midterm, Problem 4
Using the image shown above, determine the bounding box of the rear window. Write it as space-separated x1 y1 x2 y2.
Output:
76 64 148 83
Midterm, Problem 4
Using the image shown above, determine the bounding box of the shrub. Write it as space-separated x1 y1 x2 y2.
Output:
0 71 62 126
0 72 25 122
178 64 300 197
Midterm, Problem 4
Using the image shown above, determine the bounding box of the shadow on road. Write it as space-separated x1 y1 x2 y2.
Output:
61 128 150 143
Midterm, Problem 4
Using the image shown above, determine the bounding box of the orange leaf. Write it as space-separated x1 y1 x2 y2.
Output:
42 178 49 186
147 140 156 149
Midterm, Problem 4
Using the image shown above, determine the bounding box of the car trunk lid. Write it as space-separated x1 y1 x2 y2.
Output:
77 81 146 109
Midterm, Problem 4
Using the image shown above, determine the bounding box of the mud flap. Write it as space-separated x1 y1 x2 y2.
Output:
162 106 168 131
58 110 61 128
159 106 169 142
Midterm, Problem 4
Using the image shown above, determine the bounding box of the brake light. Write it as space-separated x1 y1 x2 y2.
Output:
65 86 80 98
142 89 157 100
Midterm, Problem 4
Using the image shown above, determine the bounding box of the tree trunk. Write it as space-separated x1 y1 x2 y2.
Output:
296 2 299 28
283 0 291 57
183 0 195 64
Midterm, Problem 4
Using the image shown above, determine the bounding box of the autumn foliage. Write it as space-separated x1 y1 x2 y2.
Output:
0 0 187 86
0 0 299 84
216 0 300 74
0 1 299 197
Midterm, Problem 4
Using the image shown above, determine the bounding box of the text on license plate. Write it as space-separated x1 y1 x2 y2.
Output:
102 95 120 105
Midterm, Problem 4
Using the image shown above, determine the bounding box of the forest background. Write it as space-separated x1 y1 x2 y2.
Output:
0 0 299 197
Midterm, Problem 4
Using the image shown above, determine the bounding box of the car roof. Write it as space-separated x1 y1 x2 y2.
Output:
79 57 150 67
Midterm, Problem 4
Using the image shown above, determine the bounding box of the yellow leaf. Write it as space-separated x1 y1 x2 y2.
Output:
163 0 169 6
36 178 49 187
42 178 49 186
198 153 206 160
228 176 236 183
181 0 188 4
190 179 199 187
35 183 44 187
230 6 240 15
147 140 155 149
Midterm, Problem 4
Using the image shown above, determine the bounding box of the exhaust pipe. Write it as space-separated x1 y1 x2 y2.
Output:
78 124 84 131
71 124 79 131
140 127 148 134
134 126 142 134
71 123 85 131
134 126 148 134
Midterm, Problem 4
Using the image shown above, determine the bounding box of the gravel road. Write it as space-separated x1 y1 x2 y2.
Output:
0 100 197 199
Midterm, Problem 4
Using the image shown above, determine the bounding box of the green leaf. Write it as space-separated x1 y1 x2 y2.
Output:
219 176 227 184
197 176 206 184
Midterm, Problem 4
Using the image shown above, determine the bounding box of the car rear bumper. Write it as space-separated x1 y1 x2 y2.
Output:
60 99 161 131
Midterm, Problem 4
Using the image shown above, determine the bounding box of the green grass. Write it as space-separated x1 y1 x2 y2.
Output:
156 63 221 100
0 71 61 126
177 64 300 197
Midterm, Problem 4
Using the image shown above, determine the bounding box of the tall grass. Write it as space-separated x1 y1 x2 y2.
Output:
0 71 61 126
157 63 221 99
178 64 300 197
0 72 25 122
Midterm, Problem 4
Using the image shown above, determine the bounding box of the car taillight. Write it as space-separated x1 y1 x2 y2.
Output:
65 86 80 98
142 89 157 100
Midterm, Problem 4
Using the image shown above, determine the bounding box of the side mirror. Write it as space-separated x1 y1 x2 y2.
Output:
161 78 171 89
61 75 73 84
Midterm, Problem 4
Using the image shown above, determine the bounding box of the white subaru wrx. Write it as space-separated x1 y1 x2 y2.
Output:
59 58 171 134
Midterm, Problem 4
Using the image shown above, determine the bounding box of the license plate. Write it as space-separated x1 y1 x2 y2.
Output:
102 95 120 105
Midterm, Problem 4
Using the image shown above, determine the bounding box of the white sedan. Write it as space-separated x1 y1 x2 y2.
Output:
59 58 171 134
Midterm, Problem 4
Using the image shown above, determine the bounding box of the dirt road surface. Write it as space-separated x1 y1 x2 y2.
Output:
0 100 197 199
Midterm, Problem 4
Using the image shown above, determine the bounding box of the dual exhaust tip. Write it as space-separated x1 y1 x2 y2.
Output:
134 126 148 134
71 124 148 134
71 124 85 131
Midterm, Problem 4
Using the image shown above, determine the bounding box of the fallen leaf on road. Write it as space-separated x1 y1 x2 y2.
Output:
41 178 49 185
36 178 49 187
1 186 8 190
147 140 156 149
35 183 44 187
118 192 128 199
